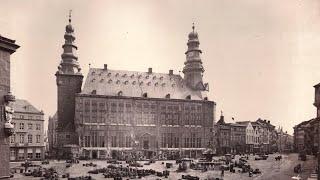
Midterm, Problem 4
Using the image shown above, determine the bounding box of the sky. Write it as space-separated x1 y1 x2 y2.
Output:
1 0 320 134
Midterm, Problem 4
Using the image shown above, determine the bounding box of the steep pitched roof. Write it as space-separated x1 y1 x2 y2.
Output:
10 99 43 114
81 68 209 100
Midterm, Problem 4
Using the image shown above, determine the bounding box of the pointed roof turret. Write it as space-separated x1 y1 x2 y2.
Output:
57 10 81 75
183 23 205 90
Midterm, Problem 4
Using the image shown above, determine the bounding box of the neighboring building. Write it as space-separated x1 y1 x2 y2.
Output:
251 122 262 153
269 128 278 153
293 119 315 154
277 128 294 153
237 121 254 153
48 113 58 157
55 17 216 159
293 83 320 155
215 113 231 155
229 123 246 154
255 119 272 153
9 99 45 161
0 35 19 177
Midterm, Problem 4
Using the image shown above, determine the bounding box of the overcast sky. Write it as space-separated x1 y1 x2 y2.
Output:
1 0 320 134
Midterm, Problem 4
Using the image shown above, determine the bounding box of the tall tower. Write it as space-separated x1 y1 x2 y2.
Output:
55 12 83 158
183 24 205 90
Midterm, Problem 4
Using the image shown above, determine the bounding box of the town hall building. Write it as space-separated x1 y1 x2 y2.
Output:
55 15 216 159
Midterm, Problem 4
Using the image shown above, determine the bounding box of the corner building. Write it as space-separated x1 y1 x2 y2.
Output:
56 18 216 159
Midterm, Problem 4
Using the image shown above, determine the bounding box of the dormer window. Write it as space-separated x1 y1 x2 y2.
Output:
118 91 123 96
146 75 149 79
142 93 148 98
115 73 119 77
124 80 129 85
153 76 156 80
138 75 142 79
130 74 134 78
204 97 208 100
147 82 151 86
122 74 127 77
91 90 97 95
160 76 164 80
116 80 120 84
107 73 111 77
91 78 96 82
166 94 170 99
132 81 136 85
139 82 143 86
155 82 159 87
186 95 191 100
91 71 95 75
108 79 112 84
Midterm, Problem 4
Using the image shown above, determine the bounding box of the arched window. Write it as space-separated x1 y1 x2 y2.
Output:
165 94 170 99
204 97 208 100
118 91 123 96
186 95 191 100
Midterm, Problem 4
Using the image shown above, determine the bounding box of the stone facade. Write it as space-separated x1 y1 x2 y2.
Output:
9 99 45 161
75 95 215 159
0 35 19 178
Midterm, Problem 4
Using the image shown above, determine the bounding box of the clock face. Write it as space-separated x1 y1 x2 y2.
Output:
188 52 194 57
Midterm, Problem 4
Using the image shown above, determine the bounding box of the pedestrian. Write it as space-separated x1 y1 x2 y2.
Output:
221 168 225 177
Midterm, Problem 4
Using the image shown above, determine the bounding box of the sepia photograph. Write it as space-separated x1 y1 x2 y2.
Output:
1 0 320 179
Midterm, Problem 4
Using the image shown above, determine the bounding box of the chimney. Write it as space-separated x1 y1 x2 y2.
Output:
148 68 152 74
169 69 173 75
103 64 108 70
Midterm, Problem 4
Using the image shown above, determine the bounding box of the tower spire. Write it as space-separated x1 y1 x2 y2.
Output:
192 22 195 32
69 10 72 23
56 11 81 75
182 23 205 90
